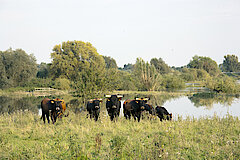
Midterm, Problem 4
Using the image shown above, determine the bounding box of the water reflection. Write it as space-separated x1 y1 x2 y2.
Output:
0 96 43 114
188 93 238 108
0 93 239 120
164 96 240 120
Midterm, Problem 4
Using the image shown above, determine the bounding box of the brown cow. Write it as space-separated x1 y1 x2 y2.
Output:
54 98 69 118
41 98 62 124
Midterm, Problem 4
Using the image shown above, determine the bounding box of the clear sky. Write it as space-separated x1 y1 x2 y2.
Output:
1 0 240 67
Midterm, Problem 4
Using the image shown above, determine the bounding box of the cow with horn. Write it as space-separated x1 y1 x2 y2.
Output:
123 97 150 122
86 98 103 121
41 98 63 124
54 98 69 118
105 95 123 121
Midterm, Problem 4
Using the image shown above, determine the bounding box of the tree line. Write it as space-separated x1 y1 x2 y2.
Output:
0 41 240 97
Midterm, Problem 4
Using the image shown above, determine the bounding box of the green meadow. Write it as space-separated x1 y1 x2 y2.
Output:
0 111 240 159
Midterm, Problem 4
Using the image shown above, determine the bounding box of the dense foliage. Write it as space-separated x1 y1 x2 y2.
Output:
0 48 37 88
221 55 240 72
150 57 171 74
103 56 118 69
50 41 107 99
187 55 220 76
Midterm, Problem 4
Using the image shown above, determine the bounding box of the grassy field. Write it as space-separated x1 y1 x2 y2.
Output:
0 111 240 159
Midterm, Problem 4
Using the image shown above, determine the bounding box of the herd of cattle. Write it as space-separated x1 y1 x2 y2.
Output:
40 95 172 124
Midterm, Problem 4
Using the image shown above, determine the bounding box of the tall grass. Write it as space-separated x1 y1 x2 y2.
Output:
0 111 240 159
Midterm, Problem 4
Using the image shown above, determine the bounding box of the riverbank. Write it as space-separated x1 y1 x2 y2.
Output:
0 111 239 159
0 87 68 97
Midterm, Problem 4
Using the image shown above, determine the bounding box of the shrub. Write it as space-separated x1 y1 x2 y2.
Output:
54 78 71 90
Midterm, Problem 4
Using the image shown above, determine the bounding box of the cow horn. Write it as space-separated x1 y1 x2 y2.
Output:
117 95 123 98
143 98 149 101
105 95 111 98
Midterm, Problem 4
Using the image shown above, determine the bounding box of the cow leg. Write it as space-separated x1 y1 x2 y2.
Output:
94 111 99 121
42 112 46 123
125 111 130 120
52 112 56 124
137 114 141 122
46 111 50 123
90 113 93 119
128 111 131 120
42 109 46 123
124 112 128 119
110 112 114 121
50 111 55 124
123 109 128 119
95 115 98 121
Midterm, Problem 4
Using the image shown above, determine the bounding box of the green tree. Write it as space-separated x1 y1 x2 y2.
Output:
50 41 106 99
103 56 118 69
37 62 50 78
187 55 220 76
162 74 185 89
134 58 161 91
205 75 240 93
117 70 137 91
0 52 9 88
222 54 240 72
150 58 171 74
54 78 71 90
0 48 37 88
119 63 134 72
180 68 210 82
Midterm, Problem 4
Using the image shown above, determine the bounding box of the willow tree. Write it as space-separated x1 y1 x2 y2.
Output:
50 41 106 99
134 58 161 91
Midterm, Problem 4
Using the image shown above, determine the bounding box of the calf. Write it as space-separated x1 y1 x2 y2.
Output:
123 97 149 122
87 99 102 121
155 106 172 121
105 95 123 121
41 98 63 124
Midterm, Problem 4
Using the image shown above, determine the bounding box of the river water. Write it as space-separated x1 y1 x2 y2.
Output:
0 92 239 120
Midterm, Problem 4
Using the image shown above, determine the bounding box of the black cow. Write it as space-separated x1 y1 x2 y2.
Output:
142 103 155 119
123 97 150 122
144 104 154 115
155 106 172 121
86 99 102 121
41 98 63 124
105 95 123 121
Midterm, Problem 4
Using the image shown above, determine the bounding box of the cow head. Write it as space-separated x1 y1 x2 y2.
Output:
106 95 123 109
135 97 150 111
92 99 102 109
144 104 154 114
168 113 173 120
50 99 63 111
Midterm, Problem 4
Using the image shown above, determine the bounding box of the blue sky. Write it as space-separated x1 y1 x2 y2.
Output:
1 0 239 67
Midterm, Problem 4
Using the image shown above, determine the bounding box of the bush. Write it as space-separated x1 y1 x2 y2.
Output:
22 78 55 88
54 78 71 90
205 75 240 93
162 74 185 89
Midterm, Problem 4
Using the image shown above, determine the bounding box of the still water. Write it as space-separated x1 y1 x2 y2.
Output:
0 93 239 120
164 96 240 120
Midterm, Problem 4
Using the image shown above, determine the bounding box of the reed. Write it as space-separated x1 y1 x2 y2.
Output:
0 111 240 159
